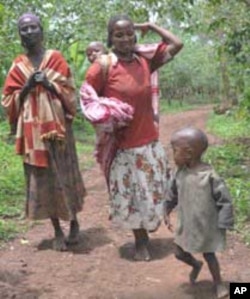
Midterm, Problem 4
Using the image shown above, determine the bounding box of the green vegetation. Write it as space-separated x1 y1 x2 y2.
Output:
160 99 198 114
205 113 250 245
0 123 25 242
1 0 249 106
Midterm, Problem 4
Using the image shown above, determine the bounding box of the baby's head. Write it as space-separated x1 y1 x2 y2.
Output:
170 127 208 168
86 41 107 63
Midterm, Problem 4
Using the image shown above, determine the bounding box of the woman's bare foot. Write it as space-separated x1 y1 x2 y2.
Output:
216 283 229 299
134 245 151 262
66 220 80 245
53 235 67 251
189 260 203 284
50 218 67 251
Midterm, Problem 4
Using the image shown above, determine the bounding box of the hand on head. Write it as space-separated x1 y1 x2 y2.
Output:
134 22 150 37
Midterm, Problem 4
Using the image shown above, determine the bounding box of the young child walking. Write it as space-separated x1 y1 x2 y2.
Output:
165 127 234 298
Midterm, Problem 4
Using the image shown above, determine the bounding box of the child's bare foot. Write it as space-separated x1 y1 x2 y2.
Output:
66 220 80 245
53 235 67 251
189 260 203 284
216 283 229 299
134 245 151 262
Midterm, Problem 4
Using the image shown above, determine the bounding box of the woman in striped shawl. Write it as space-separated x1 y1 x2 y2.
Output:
1 13 86 251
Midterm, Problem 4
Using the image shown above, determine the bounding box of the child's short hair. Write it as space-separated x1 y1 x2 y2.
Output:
86 41 107 53
171 127 208 156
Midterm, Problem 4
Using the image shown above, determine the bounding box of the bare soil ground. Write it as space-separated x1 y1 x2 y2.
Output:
0 106 250 299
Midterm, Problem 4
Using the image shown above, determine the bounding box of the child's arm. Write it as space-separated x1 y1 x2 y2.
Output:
164 177 178 231
210 173 234 230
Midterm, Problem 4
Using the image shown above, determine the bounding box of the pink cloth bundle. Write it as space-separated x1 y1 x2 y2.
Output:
80 82 134 126
80 82 134 184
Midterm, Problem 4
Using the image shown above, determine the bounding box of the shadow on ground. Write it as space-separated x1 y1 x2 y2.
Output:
119 237 174 262
37 226 112 254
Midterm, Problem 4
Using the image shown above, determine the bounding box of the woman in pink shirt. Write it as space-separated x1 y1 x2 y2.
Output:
85 14 183 261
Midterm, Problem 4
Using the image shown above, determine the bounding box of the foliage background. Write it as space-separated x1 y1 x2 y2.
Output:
1 0 249 111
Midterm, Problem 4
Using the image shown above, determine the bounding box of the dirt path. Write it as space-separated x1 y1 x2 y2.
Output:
0 106 250 299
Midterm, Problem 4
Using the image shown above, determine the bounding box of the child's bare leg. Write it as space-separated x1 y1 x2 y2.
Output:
50 217 67 251
133 228 151 261
175 244 203 284
203 253 228 299
67 216 80 245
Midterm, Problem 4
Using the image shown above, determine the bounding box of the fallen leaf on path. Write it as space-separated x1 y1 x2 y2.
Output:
20 238 29 245
146 277 161 283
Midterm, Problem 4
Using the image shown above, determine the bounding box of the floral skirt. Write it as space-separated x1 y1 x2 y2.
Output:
109 141 169 231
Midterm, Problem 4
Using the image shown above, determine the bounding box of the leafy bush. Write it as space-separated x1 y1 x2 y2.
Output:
0 122 26 243
206 112 250 244
0 219 21 242
0 128 25 218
